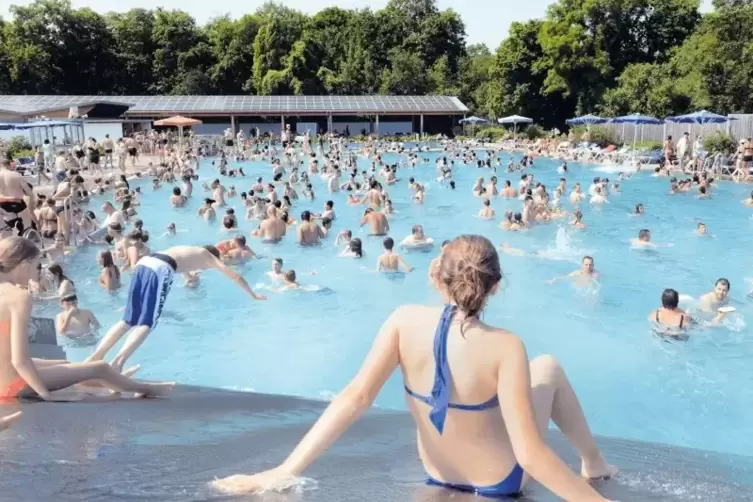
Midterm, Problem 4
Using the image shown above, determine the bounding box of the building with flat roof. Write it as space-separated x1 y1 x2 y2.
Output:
0 95 469 141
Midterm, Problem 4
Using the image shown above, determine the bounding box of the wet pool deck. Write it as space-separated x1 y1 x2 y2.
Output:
0 385 750 501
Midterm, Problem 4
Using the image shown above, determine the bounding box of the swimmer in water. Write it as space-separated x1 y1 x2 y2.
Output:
570 210 586 229
267 258 285 281
340 238 363 258
86 245 266 372
165 223 177 236
377 237 413 273
217 235 256 263
547 256 600 285
55 294 101 337
198 198 216 221
335 229 352 247
699 278 730 313
278 269 299 290
697 222 707 235
649 289 690 334
360 208 389 236
632 229 656 248
634 204 644 215
400 224 433 249
478 199 495 219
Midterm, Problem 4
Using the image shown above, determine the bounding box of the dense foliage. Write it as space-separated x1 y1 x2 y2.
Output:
1 0 752 128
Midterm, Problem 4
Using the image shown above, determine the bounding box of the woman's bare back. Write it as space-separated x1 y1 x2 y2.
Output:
395 304 520 485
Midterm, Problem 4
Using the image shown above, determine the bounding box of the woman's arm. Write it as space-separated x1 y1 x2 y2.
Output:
212 307 402 494
498 337 607 502
10 292 52 400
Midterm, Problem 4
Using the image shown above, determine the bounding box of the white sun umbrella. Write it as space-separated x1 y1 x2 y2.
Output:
498 115 533 141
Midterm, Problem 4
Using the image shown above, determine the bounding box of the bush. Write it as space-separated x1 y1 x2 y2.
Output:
634 141 662 151
585 126 618 148
704 131 736 155
524 124 546 140
4 136 33 158
475 126 507 142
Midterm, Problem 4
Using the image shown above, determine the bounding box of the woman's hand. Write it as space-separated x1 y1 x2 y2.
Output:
211 466 296 495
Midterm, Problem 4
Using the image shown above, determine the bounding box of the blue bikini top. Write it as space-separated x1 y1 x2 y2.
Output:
404 304 499 434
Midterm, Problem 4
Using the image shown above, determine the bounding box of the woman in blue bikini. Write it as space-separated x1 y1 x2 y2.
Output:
214 235 617 501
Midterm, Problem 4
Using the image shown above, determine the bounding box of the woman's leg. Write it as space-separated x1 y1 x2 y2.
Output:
520 355 614 488
34 361 172 396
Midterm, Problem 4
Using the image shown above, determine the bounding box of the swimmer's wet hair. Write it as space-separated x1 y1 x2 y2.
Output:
433 235 502 327
661 289 679 309
383 237 394 250
285 269 296 282
203 245 221 259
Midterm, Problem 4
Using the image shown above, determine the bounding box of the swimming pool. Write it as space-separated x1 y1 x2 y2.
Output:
33 146 753 456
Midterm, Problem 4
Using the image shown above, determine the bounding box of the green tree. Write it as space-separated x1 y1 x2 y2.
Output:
151 9 213 95
205 15 260 93
379 48 429 95
538 0 700 114
457 44 496 116
4 0 117 94
107 9 156 94
492 20 573 127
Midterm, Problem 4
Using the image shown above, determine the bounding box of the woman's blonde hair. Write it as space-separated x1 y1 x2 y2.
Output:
0 237 41 273
432 235 502 321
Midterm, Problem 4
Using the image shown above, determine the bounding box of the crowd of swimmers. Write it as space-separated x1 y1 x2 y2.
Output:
1 127 751 501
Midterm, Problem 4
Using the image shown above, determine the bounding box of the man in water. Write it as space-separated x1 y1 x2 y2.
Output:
297 210 328 245
400 224 433 249
699 278 730 313
632 229 656 248
377 237 413 273
86 245 266 371
267 258 285 280
360 208 389 235
548 256 600 285
252 206 287 242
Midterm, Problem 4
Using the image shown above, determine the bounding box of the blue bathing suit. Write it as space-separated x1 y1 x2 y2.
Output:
404 304 525 498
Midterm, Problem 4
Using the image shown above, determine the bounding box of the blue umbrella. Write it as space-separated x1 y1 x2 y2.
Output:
666 110 732 125
459 116 488 137
608 114 664 150
609 114 663 125
566 114 608 126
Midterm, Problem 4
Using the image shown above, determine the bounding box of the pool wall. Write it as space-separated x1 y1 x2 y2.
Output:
0 384 750 501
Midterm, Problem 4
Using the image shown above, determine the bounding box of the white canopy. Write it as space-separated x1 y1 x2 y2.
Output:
497 115 533 125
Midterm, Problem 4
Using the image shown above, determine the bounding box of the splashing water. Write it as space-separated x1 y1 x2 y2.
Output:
536 226 589 262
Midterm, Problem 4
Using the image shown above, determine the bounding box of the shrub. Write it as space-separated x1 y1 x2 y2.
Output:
524 124 546 140
704 131 736 155
3 136 33 158
475 126 507 142
585 126 618 148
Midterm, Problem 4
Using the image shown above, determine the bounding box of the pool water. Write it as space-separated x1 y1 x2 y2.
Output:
35 146 753 456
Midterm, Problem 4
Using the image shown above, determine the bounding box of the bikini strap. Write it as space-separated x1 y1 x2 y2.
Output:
429 304 458 434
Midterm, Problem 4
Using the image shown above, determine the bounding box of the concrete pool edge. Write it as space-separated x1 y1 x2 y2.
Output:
1 384 751 502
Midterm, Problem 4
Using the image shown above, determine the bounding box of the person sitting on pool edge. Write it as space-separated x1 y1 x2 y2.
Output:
212 235 617 501
85 245 266 372
0 237 174 399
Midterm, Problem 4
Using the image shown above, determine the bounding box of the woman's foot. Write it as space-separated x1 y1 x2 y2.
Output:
581 456 618 480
